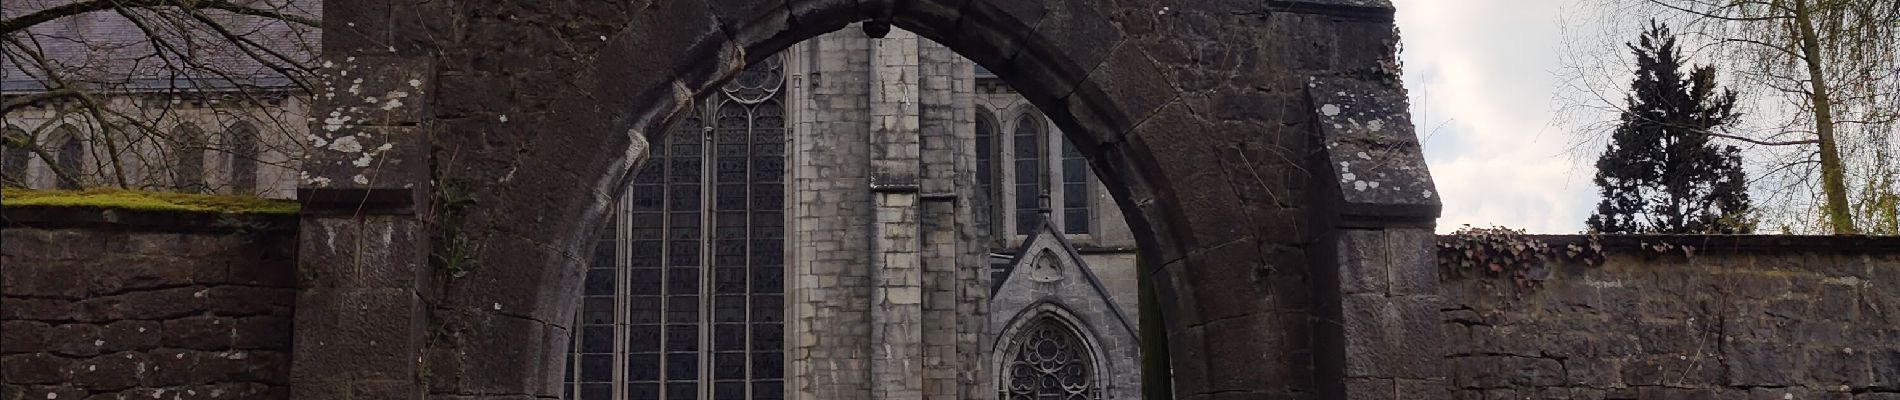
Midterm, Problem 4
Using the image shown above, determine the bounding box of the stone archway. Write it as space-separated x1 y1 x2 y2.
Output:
292 1 1442 399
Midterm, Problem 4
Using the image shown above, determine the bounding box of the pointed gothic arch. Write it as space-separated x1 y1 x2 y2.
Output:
297 1 1443 399
225 121 260 193
51 124 83 189
2 125 29 187
171 123 207 192
975 106 1004 242
1010 109 1048 235
993 304 1110 400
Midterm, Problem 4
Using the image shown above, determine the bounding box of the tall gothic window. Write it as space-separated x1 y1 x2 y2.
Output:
172 124 206 193
567 55 786 400
2 126 28 187
55 125 83 190
975 108 1003 241
1012 113 1045 235
1000 318 1098 400
1057 135 1089 234
227 122 259 193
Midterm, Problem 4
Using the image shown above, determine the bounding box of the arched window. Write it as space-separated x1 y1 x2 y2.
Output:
975 108 1003 241
227 122 259 193
1057 134 1090 234
54 125 83 190
1012 113 1045 235
568 54 786 400
1000 318 1097 400
2 125 29 187
172 124 206 192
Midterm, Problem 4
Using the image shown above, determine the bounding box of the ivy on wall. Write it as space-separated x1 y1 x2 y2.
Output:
1437 225 1605 291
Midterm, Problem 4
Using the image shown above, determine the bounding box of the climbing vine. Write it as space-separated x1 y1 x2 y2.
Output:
426 146 482 278
1436 225 1604 291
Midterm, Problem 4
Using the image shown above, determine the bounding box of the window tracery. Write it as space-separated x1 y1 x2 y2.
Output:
1001 318 1098 400
568 54 786 400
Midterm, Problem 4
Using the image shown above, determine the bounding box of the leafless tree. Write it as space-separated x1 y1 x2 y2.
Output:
1558 0 1899 234
1 0 319 194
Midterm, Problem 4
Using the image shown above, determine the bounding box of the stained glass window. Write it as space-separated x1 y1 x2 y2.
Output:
1013 114 1045 234
55 125 82 190
568 54 786 400
227 122 259 193
1000 319 1098 400
974 109 1002 242
171 124 206 193
1058 135 1089 234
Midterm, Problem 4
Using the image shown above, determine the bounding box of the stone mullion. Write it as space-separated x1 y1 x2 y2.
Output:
698 100 718 400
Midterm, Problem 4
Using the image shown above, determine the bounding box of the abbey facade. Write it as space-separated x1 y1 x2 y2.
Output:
1 23 1145 400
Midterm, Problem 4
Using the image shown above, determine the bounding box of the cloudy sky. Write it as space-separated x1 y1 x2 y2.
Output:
1392 0 1613 233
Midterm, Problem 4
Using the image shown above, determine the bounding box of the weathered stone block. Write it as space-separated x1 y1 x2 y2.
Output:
79 286 206 321
1338 229 1390 295
313 55 434 126
297 125 432 204
145 349 204 386
99 320 162 353
48 323 104 357
0 321 50 354
165 316 236 350
73 351 147 391
206 286 296 316
1 259 87 299
1387 228 1438 295
297 216 429 290
1308 77 1438 222
290 288 424 383
0 297 78 321
0 353 73 384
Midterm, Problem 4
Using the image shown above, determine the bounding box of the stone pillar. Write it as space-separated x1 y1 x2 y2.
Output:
289 52 436 399
868 29 926 400
1306 77 1448 400
911 37 983 400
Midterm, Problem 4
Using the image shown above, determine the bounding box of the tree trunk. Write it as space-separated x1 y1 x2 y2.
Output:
1793 0 1859 234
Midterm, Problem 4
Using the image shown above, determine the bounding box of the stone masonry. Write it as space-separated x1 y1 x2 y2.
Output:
299 0 1434 399
1441 235 1900 400
1 207 298 400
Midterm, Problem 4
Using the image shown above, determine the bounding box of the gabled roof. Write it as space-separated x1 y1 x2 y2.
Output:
992 216 1137 337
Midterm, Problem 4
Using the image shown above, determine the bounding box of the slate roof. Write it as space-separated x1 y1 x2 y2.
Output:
1 0 321 93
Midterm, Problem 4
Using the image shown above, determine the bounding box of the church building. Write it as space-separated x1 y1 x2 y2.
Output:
560 27 1145 400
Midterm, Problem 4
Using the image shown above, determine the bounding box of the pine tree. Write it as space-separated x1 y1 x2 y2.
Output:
1587 22 1753 234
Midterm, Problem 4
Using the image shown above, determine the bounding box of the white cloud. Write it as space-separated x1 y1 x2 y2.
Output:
1394 0 1603 233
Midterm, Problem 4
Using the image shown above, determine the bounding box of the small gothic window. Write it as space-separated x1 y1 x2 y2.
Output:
1058 134 1089 234
1001 319 1097 400
55 125 83 190
974 109 1002 241
172 124 206 193
2 126 29 187
227 122 259 193
1012 113 1045 235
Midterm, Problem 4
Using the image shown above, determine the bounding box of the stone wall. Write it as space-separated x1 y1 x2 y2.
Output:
1 207 297 400
1441 235 1900 399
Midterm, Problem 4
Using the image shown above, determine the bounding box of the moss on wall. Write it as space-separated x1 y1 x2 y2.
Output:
1 188 299 215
